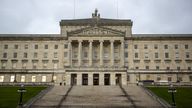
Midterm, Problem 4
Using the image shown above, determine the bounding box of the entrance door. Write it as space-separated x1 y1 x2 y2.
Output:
82 74 88 85
93 74 99 85
71 74 77 86
116 74 122 85
104 74 110 85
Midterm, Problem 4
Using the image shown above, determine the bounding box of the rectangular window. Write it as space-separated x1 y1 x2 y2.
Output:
42 76 46 82
64 52 68 57
10 76 15 82
186 52 190 58
165 52 169 58
21 76 25 82
13 53 17 58
35 45 38 49
154 44 158 49
24 53 27 58
14 45 18 49
24 45 28 49
157 76 161 81
144 52 149 59
54 45 58 49
175 52 179 58
64 44 68 49
3 53 7 58
124 44 128 49
54 52 58 58
175 45 178 49
135 67 139 69
156 66 159 70
189 76 192 82
44 52 48 58
4 45 8 49
166 67 170 70
45 45 48 49
0 76 4 82
168 77 172 82
146 66 149 70
125 52 128 58
134 45 138 49
155 52 159 58
32 76 36 82
135 53 138 58
164 45 168 49
185 44 188 49
34 52 38 58
22 62 27 69
144 44 148 49
84 52 88 58
188 67 191 70
177 66 180 70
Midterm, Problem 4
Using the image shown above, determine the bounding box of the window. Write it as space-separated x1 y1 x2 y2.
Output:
188 67 191 70
13 53 17 58
165 52 169 58
24 45 28 49
54 63 58 69
155 52 159 58
34 52 38 58
175 45 178 49
135 67 139 69
178 77 182 82
12 62 17 69
177 66 180 70
186 52 190 58
168 77 172 82
185 44 188 49
189 76 192 82
35 45 38 49
64 52 68 57
164 45 168 49
10 76 15 82
146 66 149 70
14 45 18 49
166 67 170 70
154 44 158 49
135 53 138 58
4 45 8 49
44 52 48 58
22 62 27 69
43 62 47 69
54 45 58 49
156 66 160 70
134 45 138 49
1 62 6 69
3 53 7 58
21 76 25 82
64 44 68 49
42 76 46 82
144 44 148 49
144 52 149 59
32 76 36 82
125 52 128 58
84 52 88 58
33 62 37 69
24 53 27 58
124 44 128 49
0 76 4 82
54 52 58 58
175 52 179 58
157 76 161 81
45 45 48 49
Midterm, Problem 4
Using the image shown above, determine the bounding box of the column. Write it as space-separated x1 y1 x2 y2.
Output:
68 41 72 67
99 73 104 85
100 40 103 66
88 74 93 85
78 40 82 67
77 73 82 85
89 40 93 67
110 40 114 67
121 41 125 67
110 73 116 85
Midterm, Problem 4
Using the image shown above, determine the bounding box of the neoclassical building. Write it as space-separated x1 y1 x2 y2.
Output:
0 10 192 85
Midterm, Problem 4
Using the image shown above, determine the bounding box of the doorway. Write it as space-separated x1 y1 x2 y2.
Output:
71 74 77 86
104 74 110 85
116 74 122 85
93 74 99 85
82 74 88 85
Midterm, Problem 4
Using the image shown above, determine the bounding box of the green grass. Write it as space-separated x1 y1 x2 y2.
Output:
0 86 47 108
148 87 192 108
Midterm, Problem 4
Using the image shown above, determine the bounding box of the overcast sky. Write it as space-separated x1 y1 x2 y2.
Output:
0 0 192 34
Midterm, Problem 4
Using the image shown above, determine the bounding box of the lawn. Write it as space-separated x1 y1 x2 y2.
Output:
0 86 47 108
148 87 192 108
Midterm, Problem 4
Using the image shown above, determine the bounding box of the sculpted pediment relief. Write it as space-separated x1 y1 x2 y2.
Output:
68 27 125 36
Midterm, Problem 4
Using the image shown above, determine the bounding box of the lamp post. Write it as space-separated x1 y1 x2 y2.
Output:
168 84 176 107
17 85 26 108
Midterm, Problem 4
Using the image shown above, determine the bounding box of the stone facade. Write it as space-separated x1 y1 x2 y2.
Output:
0 10 192 85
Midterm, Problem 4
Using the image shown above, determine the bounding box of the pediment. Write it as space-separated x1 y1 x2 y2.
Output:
68 26 125 36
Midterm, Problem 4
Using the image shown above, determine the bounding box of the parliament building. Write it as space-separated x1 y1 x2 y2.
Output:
0 10 192 86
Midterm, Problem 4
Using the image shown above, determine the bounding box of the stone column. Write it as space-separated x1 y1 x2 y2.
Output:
110 73 116 85
120 41 125 67
100 40 103 66
77 73 82 85
99 73 104 85
110 40 114 67
78 40 82 67
88 73 93 85
89 40 93 67
68 41 72 67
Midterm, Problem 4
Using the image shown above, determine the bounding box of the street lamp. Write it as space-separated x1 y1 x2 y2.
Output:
17 85 26 108
168 84 176 107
